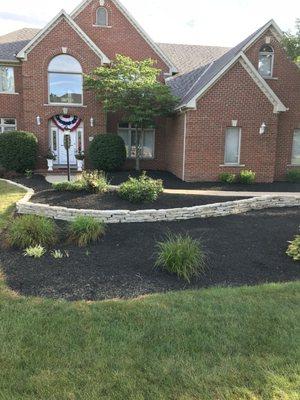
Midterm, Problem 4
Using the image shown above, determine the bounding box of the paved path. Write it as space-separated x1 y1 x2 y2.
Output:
164 189 300 198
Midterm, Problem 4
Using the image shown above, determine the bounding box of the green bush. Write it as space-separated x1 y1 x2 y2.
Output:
24 245 46 259
219 172 236 184
155 233 206 282
287 169 300 183
68 216 106 247
239 170 256 184
6 215 57 249
0 131 38 172
53 171 108 193
286 235 300 261
89 134 126 172
118 172 163 203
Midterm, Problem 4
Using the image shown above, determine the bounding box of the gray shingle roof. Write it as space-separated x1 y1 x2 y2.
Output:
157 43 229 75
166 24 268 108
0 28 40 61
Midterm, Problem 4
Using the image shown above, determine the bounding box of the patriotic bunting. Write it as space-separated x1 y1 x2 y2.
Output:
52 115 81 131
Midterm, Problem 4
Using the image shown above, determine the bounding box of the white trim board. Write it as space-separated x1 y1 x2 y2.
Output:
16 9 110 64
70 0 177 74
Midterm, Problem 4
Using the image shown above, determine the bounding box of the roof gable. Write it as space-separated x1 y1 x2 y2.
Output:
70 0 177 74
16 9 110 63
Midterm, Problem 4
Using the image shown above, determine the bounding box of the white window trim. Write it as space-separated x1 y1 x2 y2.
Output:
224 127 242 166
0 66 15 94
291 129 300 166
118 123 156 160
258 46 274 78
0 117 17 133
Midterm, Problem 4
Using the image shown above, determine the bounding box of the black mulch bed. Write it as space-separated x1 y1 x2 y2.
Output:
31 190 249 211
1 208 299 301
108 170 300 192
10 174 52 193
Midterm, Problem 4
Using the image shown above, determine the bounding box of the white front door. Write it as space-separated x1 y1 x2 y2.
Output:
50 123 84 166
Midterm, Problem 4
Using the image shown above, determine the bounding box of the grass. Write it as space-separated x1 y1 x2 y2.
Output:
0 181 299 399
68 216 106 247
0 180 25 229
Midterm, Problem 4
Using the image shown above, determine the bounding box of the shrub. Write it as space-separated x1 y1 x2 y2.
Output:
89 134 126 172
68 216 106 247
118 172 163 203
51 249 68 259
24 245 46 258
53 171 108 193
287 169 300 183
155 233 206 282
219 172 236 184
6 215 57 249
239 170 256 184
0 131 38 172
286 235 300 261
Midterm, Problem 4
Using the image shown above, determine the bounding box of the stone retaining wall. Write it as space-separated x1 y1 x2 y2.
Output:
2 179 299 224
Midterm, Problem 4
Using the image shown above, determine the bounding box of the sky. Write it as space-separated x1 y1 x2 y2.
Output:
0 0 298 47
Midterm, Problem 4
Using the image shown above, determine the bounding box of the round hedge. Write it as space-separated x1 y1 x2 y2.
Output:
88 134 126 172
0 131 38 172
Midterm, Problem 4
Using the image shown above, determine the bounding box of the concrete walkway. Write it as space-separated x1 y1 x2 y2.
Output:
164 188 300 198
45 174 81 184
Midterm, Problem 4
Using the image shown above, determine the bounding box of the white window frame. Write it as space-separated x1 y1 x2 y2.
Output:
0 118 17 133
224 127 241 166
0 66 15 94
291 129 300 166
95 7 108 26
118 123 155 160
48 55 83 106
258 45 274 78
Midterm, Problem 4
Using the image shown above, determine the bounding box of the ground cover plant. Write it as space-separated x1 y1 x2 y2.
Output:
68 216 106 247
219 172 236 184
118 172 163 203
24 245 46 259
287 169 300 183
5 215 57 249
53 170 109 193
287 235 300 261
239 170 256 184
155 233 206 282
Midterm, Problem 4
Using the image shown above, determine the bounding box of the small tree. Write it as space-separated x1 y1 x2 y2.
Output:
85 55 178 171
282 19 300 65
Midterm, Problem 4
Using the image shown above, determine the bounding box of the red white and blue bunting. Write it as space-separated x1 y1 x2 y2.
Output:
52 115 81 132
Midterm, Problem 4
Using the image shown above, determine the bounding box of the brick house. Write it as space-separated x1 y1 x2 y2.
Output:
0 0 299 182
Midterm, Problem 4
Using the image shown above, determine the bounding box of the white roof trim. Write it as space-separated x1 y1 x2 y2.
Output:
16 9 110 63
242 19 283 52
182 52 287 113
70 0 177 74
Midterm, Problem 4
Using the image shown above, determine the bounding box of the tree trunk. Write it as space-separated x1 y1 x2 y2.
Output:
135 126 142 172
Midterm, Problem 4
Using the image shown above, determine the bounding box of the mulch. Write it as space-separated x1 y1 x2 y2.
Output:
31 190 249 211
1 207 299 301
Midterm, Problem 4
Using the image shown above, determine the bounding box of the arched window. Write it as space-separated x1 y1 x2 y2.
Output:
48 54 83 105
96 7 108 26
258 45 274 78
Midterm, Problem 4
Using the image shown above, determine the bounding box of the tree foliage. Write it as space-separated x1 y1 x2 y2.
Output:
85 55 178 170
282 19 300 64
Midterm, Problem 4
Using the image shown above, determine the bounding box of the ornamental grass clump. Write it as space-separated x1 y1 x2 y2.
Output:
155 233 206 282
286 235 300 261
6 215 57 249
118 172 163 203
68 216 106 247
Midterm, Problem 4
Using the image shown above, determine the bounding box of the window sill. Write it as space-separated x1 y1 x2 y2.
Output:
0 92 19 95
263 77 278 80
220 164 246 168
287 164 300 167
92 25 112 28
44 104 87 108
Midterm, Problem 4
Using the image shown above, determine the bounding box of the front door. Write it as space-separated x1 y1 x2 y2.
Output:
50 123 84 167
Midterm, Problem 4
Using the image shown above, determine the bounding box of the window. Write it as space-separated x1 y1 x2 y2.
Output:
0 118 16 133
258 45 274 77
96 7 108 26
292 129 300 165
224 127 241 165
48 55 83 105
118 123 155 159
0 66 14 93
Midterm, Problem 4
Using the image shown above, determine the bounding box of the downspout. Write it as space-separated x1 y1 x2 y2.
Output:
182 111 187 181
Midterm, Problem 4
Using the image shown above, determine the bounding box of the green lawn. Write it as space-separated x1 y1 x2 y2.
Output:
0 180 25 229
0 181 299 400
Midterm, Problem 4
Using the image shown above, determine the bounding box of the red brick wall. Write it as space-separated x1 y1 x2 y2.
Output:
165 112 185 179
73 0 170 74
245 29 300 180
19 17 106 169
182 61 278 182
